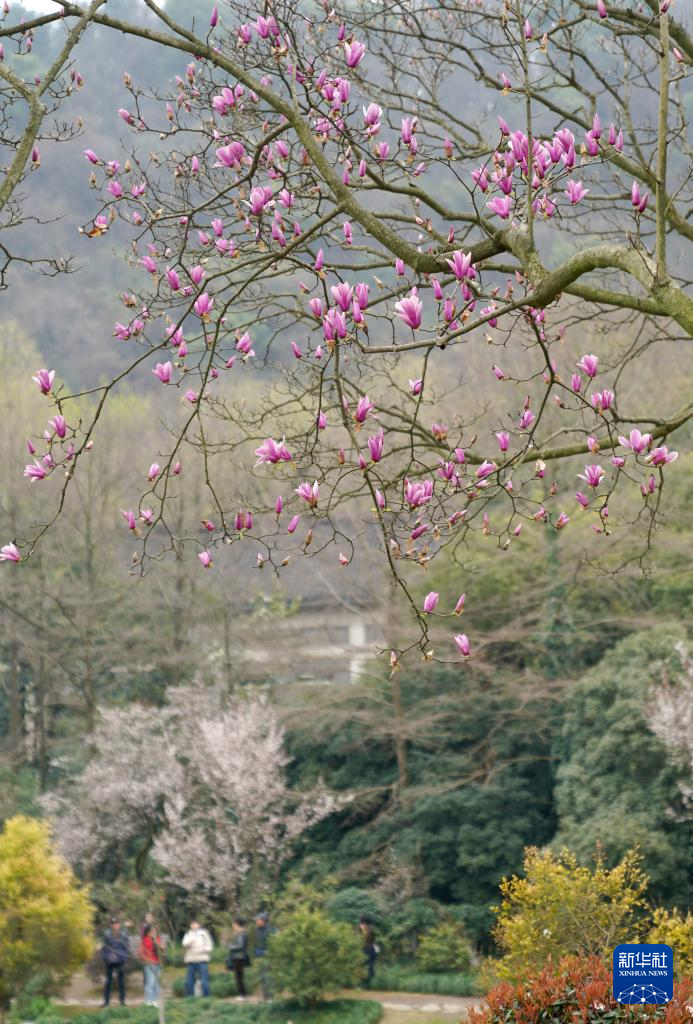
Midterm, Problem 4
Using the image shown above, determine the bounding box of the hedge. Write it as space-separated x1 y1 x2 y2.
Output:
39 998 383 1024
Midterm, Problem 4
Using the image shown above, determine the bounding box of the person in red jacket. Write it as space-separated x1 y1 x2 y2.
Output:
139 923 162 1006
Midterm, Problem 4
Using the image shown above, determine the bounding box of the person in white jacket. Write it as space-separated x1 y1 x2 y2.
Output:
182 920 214 997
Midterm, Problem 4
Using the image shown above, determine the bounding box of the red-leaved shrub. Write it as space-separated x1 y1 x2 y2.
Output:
470 955 693 1024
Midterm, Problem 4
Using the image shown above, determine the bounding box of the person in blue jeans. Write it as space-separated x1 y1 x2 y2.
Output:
101 919 130 1006
182 920 214 997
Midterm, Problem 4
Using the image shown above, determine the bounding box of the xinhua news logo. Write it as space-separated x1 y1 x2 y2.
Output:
613 944 674 1004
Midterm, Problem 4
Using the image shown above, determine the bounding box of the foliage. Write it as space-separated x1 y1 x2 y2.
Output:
646 908 693 979
171 970 258 998
374 966 481 996
415 921 472 974
491 847 648 982
267 907 364 1006
470 956 693 1024
37 999 382 1024
0 816 93 1009
326 888 384 927
553 626 693 907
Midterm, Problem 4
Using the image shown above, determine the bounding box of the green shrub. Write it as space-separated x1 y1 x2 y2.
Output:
171 969 258 998
327 888 383 927
415 921 472 973
268 907 363 1006
646 908 693 978
44 997 382 1024
374 966 481 996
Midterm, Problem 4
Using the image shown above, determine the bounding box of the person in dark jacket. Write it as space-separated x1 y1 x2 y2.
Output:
359 916 378 987
101 919 130 1006
226 917 249 998
254 912 276 1002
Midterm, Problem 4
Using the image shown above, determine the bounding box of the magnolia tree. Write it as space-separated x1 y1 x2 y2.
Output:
1 0 691 663
44 686 336 906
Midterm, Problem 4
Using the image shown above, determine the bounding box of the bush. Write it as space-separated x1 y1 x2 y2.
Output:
42 997 382 1024
374 966 481 996
470 955 692 1024
0 816 93 1011
327 888 384 927
415 921 472 973
646 908 693 978
491 847 648 981
171 969 258 998
268 907 364 1006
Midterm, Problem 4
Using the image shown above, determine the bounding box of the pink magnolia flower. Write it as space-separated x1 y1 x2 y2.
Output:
236 333 255 357
404 478 434 507
33 368 55 395
295 480 319 506
0 542 21 562
344 39 366 68
354 395 375 423
555 512 570 530
166 268 180 291
578 464 605 488
291 341 302 359
49 415 67 439
445 250 474 280
423 591 439 614
493 365 505 381
287 514 300 533
454 593 466 615
395 289 423 330
647 446 678 466
24 461 47 482
454 633 471 657
215 141 245 169
486 195 512 218
84 149 99 164
210 4 218 27
317 412 327 430
565 179 588 205
375 489 386 510
147 463 160 481
591 389 614 412
476 460 498 479
571 373 583 393
409 378 423 396
153 361 173 384
198 549 213 568
368 427 384 462
619 429 652 454
575 492 590 508
577 353 599 378
597 0 607 16
194 292 214 318
189 265 205 286
140 255 157 274
496 431 510 452
519 409 535 430
254 437 292 465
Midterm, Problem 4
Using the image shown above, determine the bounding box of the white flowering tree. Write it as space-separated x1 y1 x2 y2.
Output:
649 642 693 814
45 686 336 907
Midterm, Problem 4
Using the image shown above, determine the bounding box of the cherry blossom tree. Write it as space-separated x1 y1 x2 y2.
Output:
2 0 691 665
649 641 693 813
44 685 336 907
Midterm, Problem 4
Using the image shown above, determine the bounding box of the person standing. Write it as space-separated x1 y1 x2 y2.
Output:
359 916 378 987
139 922 162 1006
254 911 276 1002
182 920 214 998
226 917 250 999
101 919 130 1007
